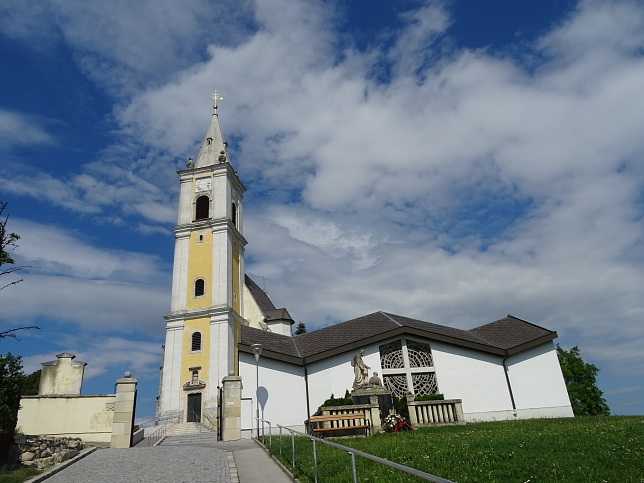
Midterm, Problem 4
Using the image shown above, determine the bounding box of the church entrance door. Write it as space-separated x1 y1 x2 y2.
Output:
187 393 202 422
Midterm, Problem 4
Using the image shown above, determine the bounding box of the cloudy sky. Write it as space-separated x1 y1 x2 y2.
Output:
1 0 643 420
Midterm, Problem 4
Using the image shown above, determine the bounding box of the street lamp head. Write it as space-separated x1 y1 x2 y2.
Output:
251 343 263 361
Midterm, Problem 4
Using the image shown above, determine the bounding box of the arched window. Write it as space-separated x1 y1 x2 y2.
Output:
191 332 202 352
194 278 205 297
231 202 237 226
195 196 210 220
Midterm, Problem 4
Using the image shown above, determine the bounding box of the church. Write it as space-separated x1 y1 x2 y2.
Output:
156 100 574 436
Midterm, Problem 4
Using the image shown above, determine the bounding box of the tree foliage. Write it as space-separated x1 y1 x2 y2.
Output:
0 354 26 432
22 369 41 396
294 321 307 335
556 344 610 416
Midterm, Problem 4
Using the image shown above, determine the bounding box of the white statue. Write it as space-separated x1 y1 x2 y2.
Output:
351 349 370 389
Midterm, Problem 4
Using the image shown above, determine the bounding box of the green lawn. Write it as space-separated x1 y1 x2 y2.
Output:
263 416 644 482
0 466 40 483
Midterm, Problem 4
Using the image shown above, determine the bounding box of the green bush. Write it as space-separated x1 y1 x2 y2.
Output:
414 393 444 401
391 393 409 420
320 390 354 408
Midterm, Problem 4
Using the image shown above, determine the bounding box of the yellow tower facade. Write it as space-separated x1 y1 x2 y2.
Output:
157 100 246 425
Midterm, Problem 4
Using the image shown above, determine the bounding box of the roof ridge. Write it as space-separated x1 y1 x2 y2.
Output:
379 311 402 327
291 334 303 358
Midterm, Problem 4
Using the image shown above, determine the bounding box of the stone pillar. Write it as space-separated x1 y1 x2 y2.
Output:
453 400 465 422
369 395 383 433
406 394 418 427
221 375 242 441
110 372 137 449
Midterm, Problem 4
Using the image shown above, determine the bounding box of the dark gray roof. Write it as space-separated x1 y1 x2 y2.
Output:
470 315 557 354
240 311 557 365
241 326 301 363
244 275 276 312
264 308 294 322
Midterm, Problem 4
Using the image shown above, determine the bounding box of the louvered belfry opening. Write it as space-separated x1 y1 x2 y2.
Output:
194 278 205 297
195 195 210 220
191 331 202 352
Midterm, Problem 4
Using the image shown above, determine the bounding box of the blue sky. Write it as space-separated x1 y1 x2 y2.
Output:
1 0 643 421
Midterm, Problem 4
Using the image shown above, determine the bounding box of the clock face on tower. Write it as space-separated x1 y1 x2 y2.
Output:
195 177 211 192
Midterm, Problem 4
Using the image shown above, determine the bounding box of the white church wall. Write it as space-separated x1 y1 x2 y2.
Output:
159 324 184 417
306 346 382 415
431 341 514 421
238 338 572 432
242 284 265 328
506 342 574 418
239 352 308 436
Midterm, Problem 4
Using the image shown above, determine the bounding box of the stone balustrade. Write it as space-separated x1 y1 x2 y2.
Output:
405 396 465 427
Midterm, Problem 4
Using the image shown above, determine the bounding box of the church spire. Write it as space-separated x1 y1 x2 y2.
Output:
194 91 228 169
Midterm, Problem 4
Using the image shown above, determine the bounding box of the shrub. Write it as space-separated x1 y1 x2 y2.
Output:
414 393 444 401
320 391 354 408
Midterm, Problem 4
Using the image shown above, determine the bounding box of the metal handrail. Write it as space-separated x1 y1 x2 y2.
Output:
255 417 272 446
273 424 454 483
146 424 167 446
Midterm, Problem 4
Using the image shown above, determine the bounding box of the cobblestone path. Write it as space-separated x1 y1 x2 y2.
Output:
43 437 249 483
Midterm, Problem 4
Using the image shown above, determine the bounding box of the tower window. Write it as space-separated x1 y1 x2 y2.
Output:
191 332 202 352
194 278 205 297
195 196 210 220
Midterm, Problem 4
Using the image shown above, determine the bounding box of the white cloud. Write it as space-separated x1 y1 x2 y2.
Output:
0 109 56 149
0 220 169 333
3 0 644 413
107 0 644 381
0 0 258 97
20 336 161 381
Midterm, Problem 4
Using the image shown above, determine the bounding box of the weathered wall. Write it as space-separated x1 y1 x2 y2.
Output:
17 395 116 443
39 353 86 395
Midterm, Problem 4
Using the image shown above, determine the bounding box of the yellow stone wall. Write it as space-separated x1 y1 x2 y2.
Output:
181 317 210 385
186 230 212 310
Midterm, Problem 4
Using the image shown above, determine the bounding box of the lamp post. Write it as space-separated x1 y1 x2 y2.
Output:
251 343 262 439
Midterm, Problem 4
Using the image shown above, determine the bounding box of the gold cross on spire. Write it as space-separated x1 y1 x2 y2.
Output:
212 90 224 111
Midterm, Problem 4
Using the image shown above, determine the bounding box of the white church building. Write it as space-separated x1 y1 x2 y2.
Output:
156 101 574 436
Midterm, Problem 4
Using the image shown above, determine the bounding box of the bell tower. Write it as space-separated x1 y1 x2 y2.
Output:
158 93 247 424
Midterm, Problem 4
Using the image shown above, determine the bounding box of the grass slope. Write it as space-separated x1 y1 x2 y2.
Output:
265 416 644 482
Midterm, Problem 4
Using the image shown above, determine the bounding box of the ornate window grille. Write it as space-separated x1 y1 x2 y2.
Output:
379 338 439 398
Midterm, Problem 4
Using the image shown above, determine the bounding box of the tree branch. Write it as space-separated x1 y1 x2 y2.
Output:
0 326 41 340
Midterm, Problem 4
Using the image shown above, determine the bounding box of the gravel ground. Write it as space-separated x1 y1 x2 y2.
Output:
38 436 292 483
43 442 236 483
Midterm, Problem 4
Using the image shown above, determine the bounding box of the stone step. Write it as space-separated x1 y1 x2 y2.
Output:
164 422 216 436
160 433 220 446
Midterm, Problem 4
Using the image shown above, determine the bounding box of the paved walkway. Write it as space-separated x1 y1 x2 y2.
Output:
38 437 293 483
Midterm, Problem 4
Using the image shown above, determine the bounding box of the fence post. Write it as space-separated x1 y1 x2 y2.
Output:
349 451 358 483
313 439 318 483
368 395 383 433
279 426 283 455
406 394 419 427
291 431 296 468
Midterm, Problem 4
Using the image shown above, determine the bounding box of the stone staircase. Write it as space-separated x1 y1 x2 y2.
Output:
158 422 219 446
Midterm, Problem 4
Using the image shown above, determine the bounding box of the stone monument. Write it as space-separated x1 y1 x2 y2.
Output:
349 349 393 421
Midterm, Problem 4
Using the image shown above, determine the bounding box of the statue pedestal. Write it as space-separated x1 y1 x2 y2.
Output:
351 387 393 432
